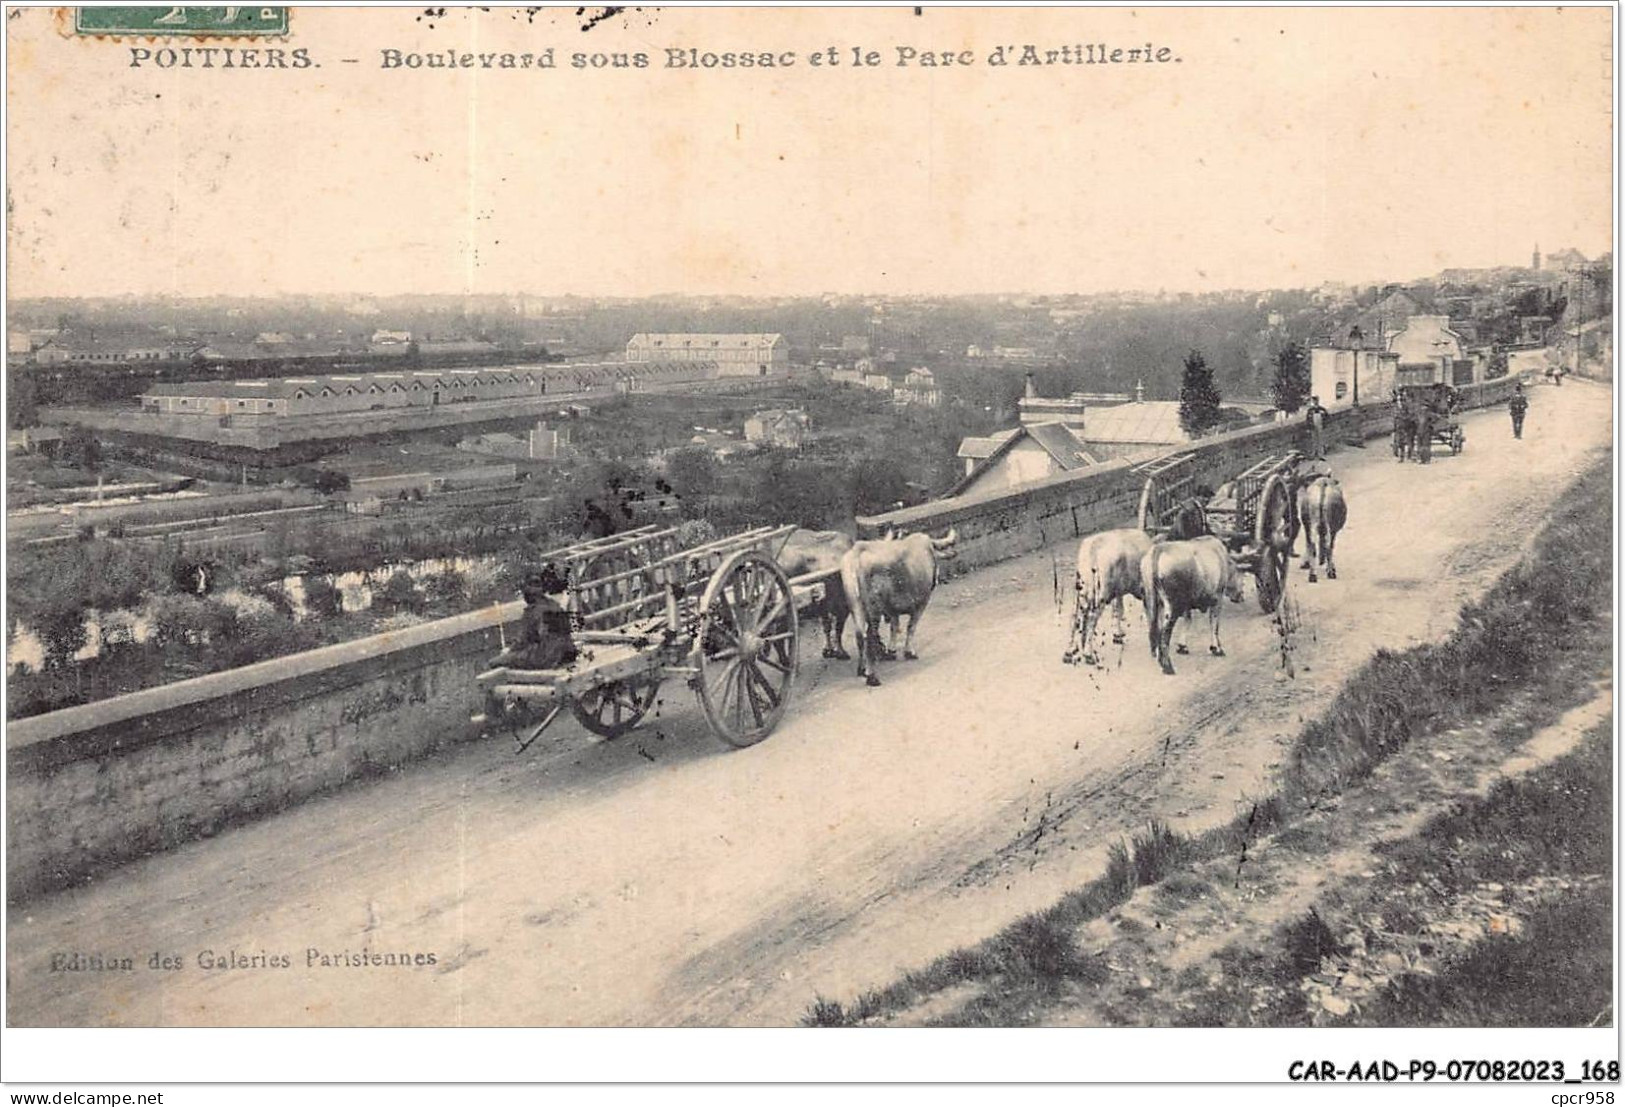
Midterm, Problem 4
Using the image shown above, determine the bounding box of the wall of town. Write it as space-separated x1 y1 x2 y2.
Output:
6 603 523 902
5 374 1524 903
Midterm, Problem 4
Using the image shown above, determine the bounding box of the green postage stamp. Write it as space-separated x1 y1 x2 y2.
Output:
73 7 289 36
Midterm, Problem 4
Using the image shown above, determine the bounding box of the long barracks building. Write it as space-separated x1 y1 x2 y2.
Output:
137 360 716 418
40 359 768 453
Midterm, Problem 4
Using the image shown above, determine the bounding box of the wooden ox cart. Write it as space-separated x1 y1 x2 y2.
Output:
474 524 839 751
1138 451 1302 613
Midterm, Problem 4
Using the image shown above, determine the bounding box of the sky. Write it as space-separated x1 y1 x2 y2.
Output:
5 5 1615 300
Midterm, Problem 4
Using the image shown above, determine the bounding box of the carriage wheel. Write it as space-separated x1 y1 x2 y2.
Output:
695 549 798 749
571 677 661 739
1254 475 1293 613
1137 479 1154 531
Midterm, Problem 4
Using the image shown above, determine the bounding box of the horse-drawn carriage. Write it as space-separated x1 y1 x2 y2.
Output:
1392 382 1464 463
473 523 840 751
1137 451 1302 613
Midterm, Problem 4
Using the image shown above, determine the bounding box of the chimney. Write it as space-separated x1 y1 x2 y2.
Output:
1023 372 1037 399
1135 379 1145 404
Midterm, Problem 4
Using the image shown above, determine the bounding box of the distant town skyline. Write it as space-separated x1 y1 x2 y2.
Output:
6 6 1612 302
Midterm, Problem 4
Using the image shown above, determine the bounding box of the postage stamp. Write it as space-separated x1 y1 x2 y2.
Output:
73 6 288 37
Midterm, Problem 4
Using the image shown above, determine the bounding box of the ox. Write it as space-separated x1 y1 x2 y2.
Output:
779 528 854 659
1296 471 1348 582
1141 536 1245 676
1063 528 1153 666
1062 491 1214 666
840 529 958 687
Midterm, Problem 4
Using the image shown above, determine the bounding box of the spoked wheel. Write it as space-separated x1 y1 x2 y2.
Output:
695 549 798 749
1137 478 1155 531
1254 546 1288 613
571 677 660 739
1254 474 1294 613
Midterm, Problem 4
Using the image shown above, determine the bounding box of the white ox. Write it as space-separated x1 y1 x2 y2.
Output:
840 529 958 687
1063 528 1153 666
778 528 854 659
1296 472 1348 583
1140 536 1246 676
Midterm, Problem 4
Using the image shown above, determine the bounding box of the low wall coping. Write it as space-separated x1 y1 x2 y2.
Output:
861 411 1311 532
6 600 523 756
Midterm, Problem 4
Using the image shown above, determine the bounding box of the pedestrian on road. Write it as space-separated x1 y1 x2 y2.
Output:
1304 395 1330 460
1509 382 1530 440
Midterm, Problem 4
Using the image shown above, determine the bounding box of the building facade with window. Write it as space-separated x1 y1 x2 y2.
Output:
625 333 788 376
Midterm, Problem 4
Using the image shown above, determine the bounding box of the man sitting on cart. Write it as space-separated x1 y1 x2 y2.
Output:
494 565 580 670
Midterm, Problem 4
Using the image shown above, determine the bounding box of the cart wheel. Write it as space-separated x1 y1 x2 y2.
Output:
1254 547 1286 613
1255 475 1293 613
1137 478 1154 531
695 549 798 748
571 677 660 739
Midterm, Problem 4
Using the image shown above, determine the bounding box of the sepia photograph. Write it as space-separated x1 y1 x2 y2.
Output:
1 1 1617 1091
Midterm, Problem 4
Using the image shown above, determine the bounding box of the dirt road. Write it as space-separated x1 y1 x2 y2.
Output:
6 380 1610 1027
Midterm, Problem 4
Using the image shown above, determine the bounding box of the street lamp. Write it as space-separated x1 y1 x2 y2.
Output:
1347 325 1364 405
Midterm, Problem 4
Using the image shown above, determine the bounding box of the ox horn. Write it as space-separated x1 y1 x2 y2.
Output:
931 528 958 550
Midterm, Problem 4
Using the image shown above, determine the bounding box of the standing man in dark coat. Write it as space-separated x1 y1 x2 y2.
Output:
1304 395 1331 460
1509 382 1530 439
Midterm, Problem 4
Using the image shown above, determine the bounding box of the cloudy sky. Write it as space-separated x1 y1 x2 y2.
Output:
6 5 1613 299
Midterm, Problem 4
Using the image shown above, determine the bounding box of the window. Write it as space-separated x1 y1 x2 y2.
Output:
1334 382 1348 400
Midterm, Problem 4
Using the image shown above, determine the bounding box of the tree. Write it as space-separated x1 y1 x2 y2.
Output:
311 469 350 495
849 454 912 518
60 425 102 474
8 371 39 429
1270 342 1311 414
665 447 717 501
1178 349 1223 438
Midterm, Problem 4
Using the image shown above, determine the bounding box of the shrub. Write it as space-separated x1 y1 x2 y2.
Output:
301 576 344 619
36 607 89 670
424 568 469 608
373 570 421 615
148 594 211 649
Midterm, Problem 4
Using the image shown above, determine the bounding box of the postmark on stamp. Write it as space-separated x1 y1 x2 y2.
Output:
73 6 288 37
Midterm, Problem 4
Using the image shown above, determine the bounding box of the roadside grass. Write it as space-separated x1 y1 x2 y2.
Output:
1172 717 1613 1028
804 452 1612 1027
1364 882 1613 1028
1343 717 1613 1028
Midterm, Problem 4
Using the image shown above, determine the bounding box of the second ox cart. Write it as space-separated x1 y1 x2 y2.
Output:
1136 450 1303 612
